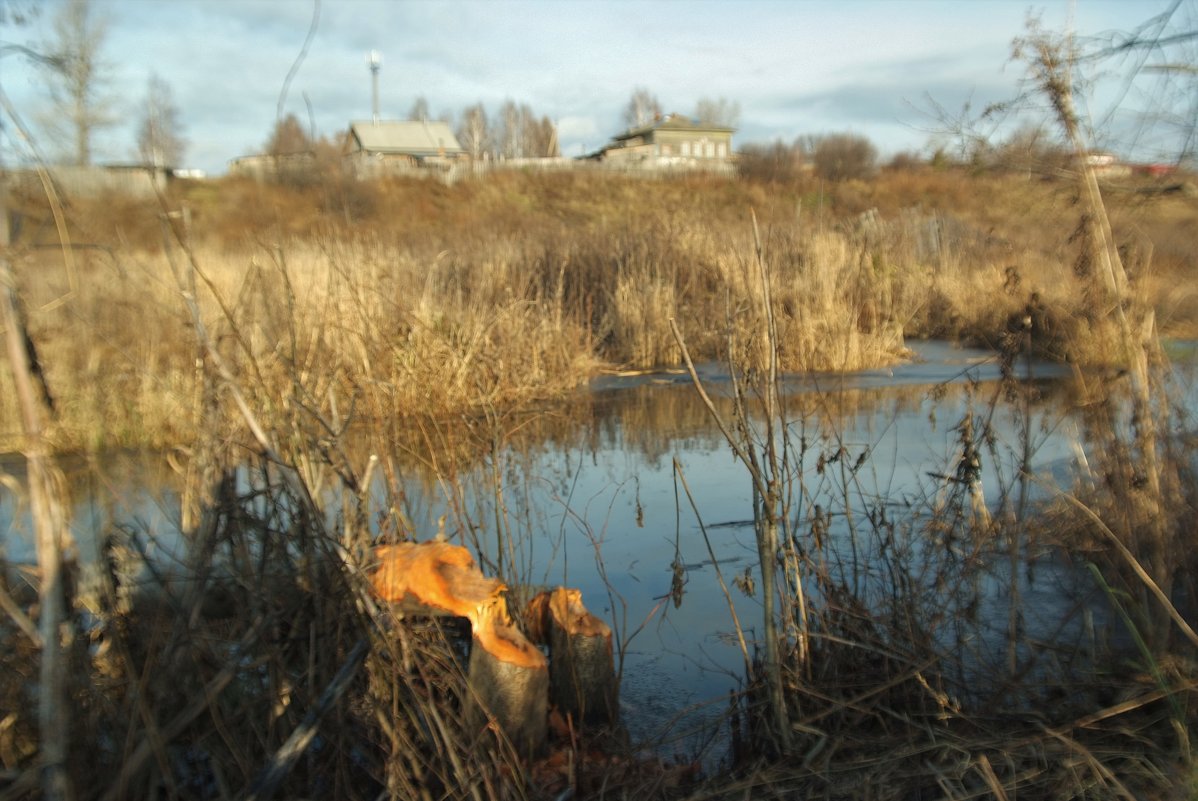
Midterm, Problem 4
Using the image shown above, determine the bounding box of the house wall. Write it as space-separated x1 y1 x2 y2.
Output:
347 151 472 180
3 165 170 199
600 128 734 172
229 153 317 181
602 143 655 163
650 129 732 160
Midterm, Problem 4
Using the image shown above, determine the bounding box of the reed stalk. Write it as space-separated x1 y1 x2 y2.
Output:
1 178 75 801
1014 17 1182 649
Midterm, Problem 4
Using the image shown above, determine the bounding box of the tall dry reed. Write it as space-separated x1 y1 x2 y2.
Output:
3 164 1193 452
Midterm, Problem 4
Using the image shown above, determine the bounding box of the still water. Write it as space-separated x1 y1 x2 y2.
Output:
2 340 1193 750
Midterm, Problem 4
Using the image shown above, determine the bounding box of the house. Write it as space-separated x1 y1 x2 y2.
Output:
228 152 317 181
346 119 466 176
588 113 736 171
2 164 172 199
1084 151 1131 180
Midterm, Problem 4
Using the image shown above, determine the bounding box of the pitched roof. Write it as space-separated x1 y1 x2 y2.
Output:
614 113 736 142
350 120 464 156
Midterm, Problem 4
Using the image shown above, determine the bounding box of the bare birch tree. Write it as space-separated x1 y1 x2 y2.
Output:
136 72 186 168
41 0 113 166
622 86 661 129
456 102 491 160
521 111 557 157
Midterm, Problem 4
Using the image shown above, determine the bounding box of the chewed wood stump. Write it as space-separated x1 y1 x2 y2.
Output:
369 541 618 759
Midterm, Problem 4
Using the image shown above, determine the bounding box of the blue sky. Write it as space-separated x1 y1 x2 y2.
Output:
0 0 1182 175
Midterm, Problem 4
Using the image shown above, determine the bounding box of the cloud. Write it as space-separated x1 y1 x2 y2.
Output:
1 0 1161 174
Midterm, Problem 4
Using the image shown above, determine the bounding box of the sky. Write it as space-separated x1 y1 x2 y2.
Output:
0 0 1186 175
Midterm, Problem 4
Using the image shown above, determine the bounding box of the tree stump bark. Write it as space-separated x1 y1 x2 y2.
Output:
467 600 549 759
526 587 618 727
369 544 622 756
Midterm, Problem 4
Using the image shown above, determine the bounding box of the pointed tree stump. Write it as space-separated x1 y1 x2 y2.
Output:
526 587 618 727
370 542 548 759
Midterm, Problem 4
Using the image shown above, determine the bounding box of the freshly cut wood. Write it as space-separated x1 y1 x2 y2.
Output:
526 587 618 726
370 542 549 757
371 541 505 622
369 544 620 755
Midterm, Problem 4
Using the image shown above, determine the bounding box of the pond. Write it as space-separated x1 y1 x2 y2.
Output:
2 339 1194 756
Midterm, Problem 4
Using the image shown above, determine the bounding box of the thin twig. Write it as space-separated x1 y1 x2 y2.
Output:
245 637 368 801
1050 487 1198 649
673 457 751 674
100 616 269 801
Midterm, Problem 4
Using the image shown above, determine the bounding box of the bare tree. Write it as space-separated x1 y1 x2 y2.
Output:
41 0 113 166
0 0 40 26
407 96 430 122
694 96 740 127
265 113 312 155
738 139 804 182
622 86 661 129
988 123 1070 174
497 99 521 158
810 132 878 181
520 109 557 157
493 101 557 159
456 102 491 160
532 114 558 157
136 73 186 168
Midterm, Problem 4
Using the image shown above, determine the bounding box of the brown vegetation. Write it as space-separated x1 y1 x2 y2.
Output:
2 163 1195 453
1 119 1196 798
680 25 1198 800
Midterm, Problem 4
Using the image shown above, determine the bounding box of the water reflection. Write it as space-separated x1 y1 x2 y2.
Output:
1 341 1191 749
453 346 1089 742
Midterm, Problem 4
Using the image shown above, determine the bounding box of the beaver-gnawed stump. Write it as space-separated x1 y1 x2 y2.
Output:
369 541 617 759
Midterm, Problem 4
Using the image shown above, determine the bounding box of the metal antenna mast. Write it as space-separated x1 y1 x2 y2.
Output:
368 50 381 124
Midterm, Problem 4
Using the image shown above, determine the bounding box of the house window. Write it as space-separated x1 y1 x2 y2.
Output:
705 141 715 157
681 142 691 156
717 142 727 158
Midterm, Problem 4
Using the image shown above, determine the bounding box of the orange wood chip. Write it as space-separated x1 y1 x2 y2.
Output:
473 600 549 670
371 541 546 668
371 541 506 620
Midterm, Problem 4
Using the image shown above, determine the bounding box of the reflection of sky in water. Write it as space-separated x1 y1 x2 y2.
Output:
2 340 1195 751
389 341 1144 744
0 452 184 567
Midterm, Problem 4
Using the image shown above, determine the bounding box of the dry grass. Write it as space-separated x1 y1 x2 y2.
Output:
7 167 1192 452
1 163 1195 798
